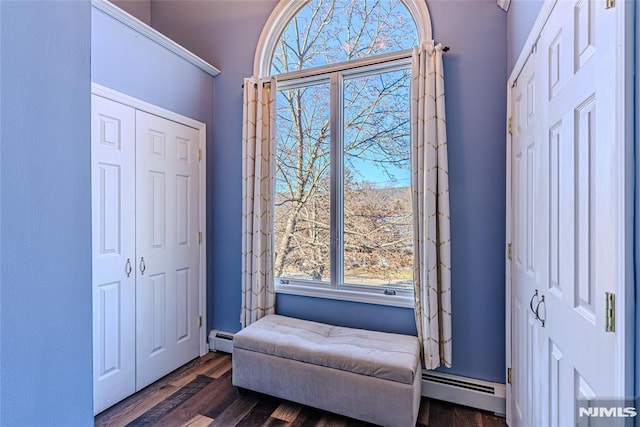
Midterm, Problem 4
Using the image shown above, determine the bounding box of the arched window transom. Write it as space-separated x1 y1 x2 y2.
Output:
270 0 419 75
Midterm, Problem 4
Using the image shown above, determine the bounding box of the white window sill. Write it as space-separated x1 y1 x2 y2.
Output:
275 282 415 309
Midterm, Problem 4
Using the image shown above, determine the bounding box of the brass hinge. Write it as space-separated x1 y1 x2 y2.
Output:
198 231 202 244
198 316 203 328
605 0 615 9
507 368 512 384
507 117 513 135
198 149 202 161
605 292 615 332
507 243 512 260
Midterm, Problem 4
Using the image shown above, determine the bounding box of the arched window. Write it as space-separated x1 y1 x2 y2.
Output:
254 0 432 301
253 0 433 77
270 0 418 74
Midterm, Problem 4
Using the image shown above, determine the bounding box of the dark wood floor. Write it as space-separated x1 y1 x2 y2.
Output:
95 352 507 427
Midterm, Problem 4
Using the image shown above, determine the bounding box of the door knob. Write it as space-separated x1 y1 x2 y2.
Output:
125 258 132 277
529 290 539 316
140 257 146 275
535 295 546 327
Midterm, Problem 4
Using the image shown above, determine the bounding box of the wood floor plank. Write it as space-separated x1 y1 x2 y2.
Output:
453 404 484 427
481 411 506 427
417 399 430 426
271 401 302 423
210 394 261 426
170 353 228 388
317 414 347 427
426 399 455 427
155 371 236 426
233 394 282 426
261 418 289 427
95 383 179 427
95 352 507 427
181 414 214 427
290 407 324 427
204 355 232 379
127 375 214 426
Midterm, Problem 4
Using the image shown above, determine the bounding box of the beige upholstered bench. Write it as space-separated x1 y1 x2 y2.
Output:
232 314 421 427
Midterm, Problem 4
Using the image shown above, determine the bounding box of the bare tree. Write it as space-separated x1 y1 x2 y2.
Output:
273 0 416 286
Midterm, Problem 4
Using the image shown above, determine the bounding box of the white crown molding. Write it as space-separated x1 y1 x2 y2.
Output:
91 0 220 77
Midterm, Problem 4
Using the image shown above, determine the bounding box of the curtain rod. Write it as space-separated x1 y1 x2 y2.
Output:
242 81 271 89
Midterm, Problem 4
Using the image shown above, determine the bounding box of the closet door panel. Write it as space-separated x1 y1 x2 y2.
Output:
135 110 200 389
92 95 137 414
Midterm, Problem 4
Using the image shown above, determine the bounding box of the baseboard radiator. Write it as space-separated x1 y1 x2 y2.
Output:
208 329 506 415
208 330 234 354
421 371 506 415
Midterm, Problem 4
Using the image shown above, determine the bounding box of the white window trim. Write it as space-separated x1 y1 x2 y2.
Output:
276 49 413 86
259 0 432 307
276 281 415 308
274 56 414 307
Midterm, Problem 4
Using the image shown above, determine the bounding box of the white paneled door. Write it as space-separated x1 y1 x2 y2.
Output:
92 96 137 413
92 95 203 414
135 111 201 389
510 49 538 427
509 1 624 425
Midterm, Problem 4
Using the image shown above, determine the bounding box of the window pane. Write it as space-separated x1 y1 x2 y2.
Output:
271 0 418 74
342 69 413 289
275 82 331 283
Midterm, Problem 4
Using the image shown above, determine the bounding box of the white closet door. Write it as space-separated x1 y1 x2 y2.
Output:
510 1 622 425
537 1 619 424
135 110 201 389
91 95 137 414
510 49 538 427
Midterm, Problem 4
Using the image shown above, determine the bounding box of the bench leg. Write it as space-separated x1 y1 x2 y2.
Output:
236 387 249 397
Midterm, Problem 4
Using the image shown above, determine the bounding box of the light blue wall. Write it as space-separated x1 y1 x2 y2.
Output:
280 0 510 382
506 0 543 73
150 0 280 338
91 7 216 328
633 3 640 406
91 8 214 126
0 1 93 424
0 1 3 422
152 0 508 384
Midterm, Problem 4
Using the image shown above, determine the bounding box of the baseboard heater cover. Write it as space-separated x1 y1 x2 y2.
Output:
208 330 234 353
421 371 506 416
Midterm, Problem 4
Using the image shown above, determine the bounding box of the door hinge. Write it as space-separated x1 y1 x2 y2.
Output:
198 316 203 328
507 117 513 135
507 243 512 260
605 292 615 332
198 149 202 161
507 368 512 384
198 231 202 244
605 0 615 9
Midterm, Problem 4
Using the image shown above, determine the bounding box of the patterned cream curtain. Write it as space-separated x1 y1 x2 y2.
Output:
241 77 277 328
411 43 452 370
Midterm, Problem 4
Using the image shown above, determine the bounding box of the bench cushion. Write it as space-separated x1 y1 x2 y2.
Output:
233 314 420 385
